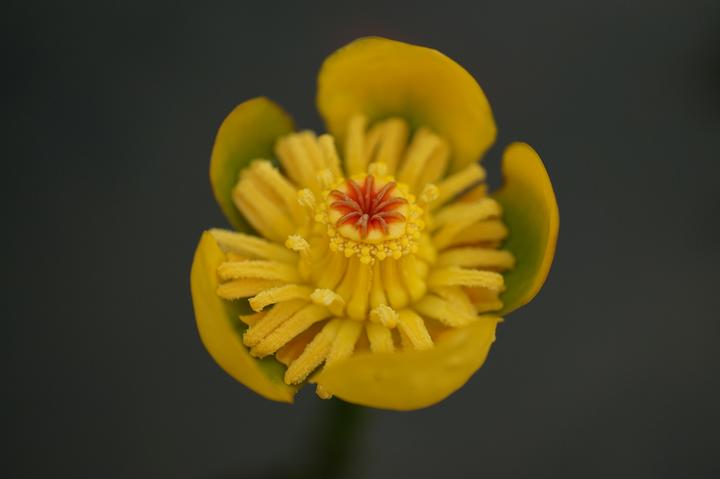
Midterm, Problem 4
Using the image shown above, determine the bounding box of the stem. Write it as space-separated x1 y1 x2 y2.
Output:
301 399 366 479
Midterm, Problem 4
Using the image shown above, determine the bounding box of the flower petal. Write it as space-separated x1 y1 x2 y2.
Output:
493 143 559 315
191 231 296 402
311 316 499 410
210 97 294 231
317 37 496 172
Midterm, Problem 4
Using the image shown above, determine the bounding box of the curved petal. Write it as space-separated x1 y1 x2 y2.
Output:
191 231 296 402
493 143 559 315
312 316 499 410
316 37 496 172
210 97 294 231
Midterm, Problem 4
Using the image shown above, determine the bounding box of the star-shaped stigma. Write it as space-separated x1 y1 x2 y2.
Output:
329 175 408 239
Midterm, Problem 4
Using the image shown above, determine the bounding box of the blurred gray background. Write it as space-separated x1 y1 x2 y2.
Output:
4 0 720 477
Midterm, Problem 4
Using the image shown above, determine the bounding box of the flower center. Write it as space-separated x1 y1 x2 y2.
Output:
330 175 407 240
315 171 425 264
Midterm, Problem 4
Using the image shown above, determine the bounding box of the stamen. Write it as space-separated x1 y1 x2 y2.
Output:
418 184 439 206
398 255 427 301
428 267 505 292
445 220 508 247
369 304 398 328
434 163 486 208
370 264 388 308
345 115 367 175
285 234 310 257
284 319 342 384
382 258 410 310
286 134 322 194
209 229 297 263
367 162 387 177
317 169 335 189
345 261 372 320
298 131 326 170
250 304 332 357
314 319 364 398
298 189 317 211
396 309 433 351
275 137 304 188
232 180 295 242
310 288 345 316
249 284 313 312
249 161 306 220
217 260 301 283
436 247 516 270
326 320 363 365
413 294 477 327
464 287 504 313
432 199 502 250
216 278 282 300
373 118 409 174
275 322 324 366
398 128 442 193
366 322 395 353
243 299 307 348
364 122 383 165
316 253 347 290
432 286 477 316
318 134 342 178
418 138 449 187
416 234 438 264
459 184 488 203
239 311 265 327
433 198 501 229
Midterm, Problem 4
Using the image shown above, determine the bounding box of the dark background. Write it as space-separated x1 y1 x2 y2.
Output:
4 1 720 477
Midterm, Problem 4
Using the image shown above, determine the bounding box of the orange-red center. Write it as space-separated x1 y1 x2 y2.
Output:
329 175 407 239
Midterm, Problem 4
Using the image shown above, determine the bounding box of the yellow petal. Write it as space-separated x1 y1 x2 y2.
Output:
210 97 294 231
317 37 496 172
190 231 296 403
312 316 499 410
493 143 559 315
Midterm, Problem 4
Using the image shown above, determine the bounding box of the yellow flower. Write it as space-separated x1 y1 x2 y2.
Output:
190 37 559 410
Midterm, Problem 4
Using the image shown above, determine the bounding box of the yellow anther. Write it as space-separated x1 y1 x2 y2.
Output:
436 247 516 270
368 162 388 177
216 278 281 300
249 284 313 312
284 319 342 384
419 183 439 206
428 267 505 292
298 188 316 210
318 134 342 178
317 169 335 189
369 304 398 328
366 322 395 353
413 294 477 327
209 228 296 263
243 299 306 348
250 304 331 358
396 309 433 351
285 235 310 257
434 163 486 208
310 288 345 316
345 115 367 175
217 260 300 282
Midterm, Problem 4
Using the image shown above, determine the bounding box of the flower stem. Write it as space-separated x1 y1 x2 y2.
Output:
301 398 366 479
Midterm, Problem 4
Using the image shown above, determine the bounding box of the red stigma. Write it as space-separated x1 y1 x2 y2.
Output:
330 176 407 239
